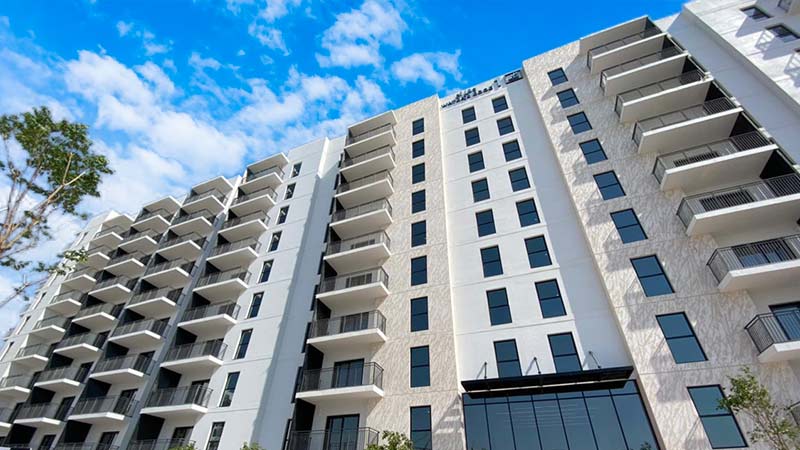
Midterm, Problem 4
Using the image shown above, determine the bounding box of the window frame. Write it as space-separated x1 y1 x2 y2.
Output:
508 167 530 192
412 162 426 184
567 112 592 134
631 255 675 297
412 118 425 135
494 339 522 377
410 297 429 332
277 206 289 224
492 96 509 113
410 256 428 286
688 385 747 449
410 406 433 450
285 183 295 199
515 199 540 227
468 151 485 173
462 106 476 124
475 209 496 237
535 279 566 318
411 220 427 247
548 68 568 86
502 140 522 161
412 189 426 213
594 171 625 200
742 5 770 20
218 372 240 407
768 24 799 42
480 246 503 277
412 139 425 158
496 117 515 136
291 163 302 178
235 329 253 359
610 209 647 243
465 127 481 146
247 292 263 319
471 178 490 202
410 346 431 387
657 312 707 364
487 288 512 326
556 88 580 108
579 139 607 164
268 231 282 251
525 236 552 268
259 260 273 283
548 332 582 373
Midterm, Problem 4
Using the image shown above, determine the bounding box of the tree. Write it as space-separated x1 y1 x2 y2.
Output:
240 443 265 450
0 106 112 308
719 367 800 450
168 445 196 450
366 431 414 450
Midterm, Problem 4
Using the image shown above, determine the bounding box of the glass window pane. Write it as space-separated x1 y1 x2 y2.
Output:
560 398 597 450
464 404 491 450
613 394 661 450
510 401 541 450
535 400 570 450
586 396 628 450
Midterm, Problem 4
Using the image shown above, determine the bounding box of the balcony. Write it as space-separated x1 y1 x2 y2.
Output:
126 287 183 317
746 310 800 363
69 395 137 426
54 444 120 450
346 110 397 155
132 209 172 233
600 46 686 95
229 187 277 216
219 212 268 242
90 226 127 249
13 343 52 370
62 267 98 292
156 233 205 261
182 188 227 215
614 70 712 123
33 365 89 394
30 315 69 341
341 145 396 181
108 319 168 348
178 303 240 336
118 230 161 254
677 174 800 236
295 362 384 404
285 428 379 450
0 407 11 430
140 385 212 419
708 235 800 291
53 332 105 359
653 132 776 191
89 276 136 303
141 259 194 288
141 196 181 216
14 402 70 427
241 165 284 194
72 303 122 332
324 231 391 273
344 123 397 158
0 374 33 401
206 238 260 271
47 291 85 315
335 171 394 208
633 97 742 154
127 439 195 450
161 340 226 376
330 199 392 239
307 311 387 352
105 252 150 277
192 269 249 302
587 26 665 74
91 354 153 384
85 245 112 269
316 268 390 310
169 210 215 236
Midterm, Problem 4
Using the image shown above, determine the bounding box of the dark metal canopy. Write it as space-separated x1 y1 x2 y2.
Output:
461 366 635 397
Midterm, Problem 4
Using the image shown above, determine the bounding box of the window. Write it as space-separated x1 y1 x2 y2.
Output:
471 179 490 202
525 236 552 268
259 260 273 283
742 6 769 20
611 209 647 243
549 333 581 372
556 88 580 108
487 288 512 325
411 256 428 286
593 171 625 200
235 329 252 359
247 293 263 319
291 163 302 177
631 255 674 297
567 112 592 134
547 68 568 86
516 199 540 227
536 280 566 318
410 346 430 387
269 231 282 251
412 118 425 135
502 140 522 161
411 221 426 247
508 167 530 191
285 183 295 199
410 406 432 450
206 422 225 450
475 210 496 237
412 139 425 158
410 297 428 332
657 313 707 363
494 340 521 377
492 96 509 113
579 139 607 164
468 151 484 172
497 117 515 136
219 372 240 407
465 127 480 146
688 386 747 448
412 163 425 184
277 206 289 224
462 106 476 124
412 190 426 213
480 246 503 277
768 24 799 42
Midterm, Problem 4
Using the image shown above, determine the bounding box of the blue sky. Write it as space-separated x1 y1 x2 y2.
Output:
0 0 683 325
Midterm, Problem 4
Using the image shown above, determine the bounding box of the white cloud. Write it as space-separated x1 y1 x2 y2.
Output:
390 50 462 89
230 0 301 54
115 22 171 56
116 20 133 36
247 23 288 54
237 49 246 56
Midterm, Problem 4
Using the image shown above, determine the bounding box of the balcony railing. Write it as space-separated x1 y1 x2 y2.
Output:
285 428 379 450
184 188 227 205
337 171 393 195
318 268 389 294
181 302 240 322
0 374 34 389
94 225 127 240
93 276 137 291
309 311 386 339
87 244 113 255
145 385 213 408
652 132 772 183
0 407 12 423
298 362 383 392
615 70 706 116
36 365 90 384
129 287 183 307
158 233 205 250
222 211 266 229
34 315 70 330
122 229 161 244
600 46 683 90
195 269 249 288
74 303 123 320
52 290 87 305
135 208 171 223
331 199 392 223
16 343 53 359
54 444 119 450
144 259 194 276
342 145 395 168
708 235 800 282
171 210 215 226
209 238 260 257
94 354 154 374
127 439 195 450
164 340 227 362
633 97 737 145
66 266 98 281
111 319 168 338
677 174 800 227
346 123 393 146
56 332 106 350
71 395 138 417
587 26 663 68
327 231 391 256
107 252 150 267
232 187 277 205
246 165 285 182
15 402 70 421
746 310 800 353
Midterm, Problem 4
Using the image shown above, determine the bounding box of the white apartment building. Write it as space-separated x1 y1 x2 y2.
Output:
2 0 800 449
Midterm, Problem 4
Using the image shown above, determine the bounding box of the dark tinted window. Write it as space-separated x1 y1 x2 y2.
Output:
494 339 521 377
548 333 581 372
631 255 674 297
487 288 512 325
688 386 747 448
412 118 425 135
259 260 273 283
247 293 263 319
481 246 503 277
502 140 522 161
468 151 484 172
508 167 530 191
411 221 426 247
471 179 490 202
411 256 427 286
567 112 592 134
465 127 480 146
536 280 566 318
410 346 430 387
412 190 426 213
556 89 580 108
579 139 607 164
657 313 707 363
525 236 552 268
768 24 799 42
516 199 540 227
594 171 625 200
476 210 496 237
742 6 769 20
235 329 252 359
462 107 476 124
412 139 425 158
412 163 425 184
497 117 515 136
548 68 568 85
492 96 509 113
277 206 289 224
611 209 647 243
410 406 432 450
410 297 428 332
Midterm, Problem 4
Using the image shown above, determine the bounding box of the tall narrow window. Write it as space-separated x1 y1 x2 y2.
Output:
468 151 484 172
284 183 295 199
269 231 282 251
548 68 568 85
291 163 302 177
471 179 490 202
412 140 425 158
742 6 770 20
497 117 515 136
465 127 480 146
535 280 566 318
525 236 552 268
277 206 289 224
631 255 674 297
480 246 503 277
412 118 425 135
487 288 512 325
508 167 530 191
494 339 521 377
567 112 592 134
593 171 625 200
611 209 647 243
475 210 496 237
462 106 476 124
412 163 425 184
411 221 426 247
235 329 252 359
768 24 799 42
502 140 522 161
579 139 607 164
412 190 426 213
219 372 240 407
247 293 263 319
410 297 428 332
688 386 747 448
411 256 428 286
206 422 225 450
259 260 273 283
516 199 540 227
492 96 509 113
556 89 580 108
410 406 432 450
548 333 581 372
410 346 430 387
657 313 707 363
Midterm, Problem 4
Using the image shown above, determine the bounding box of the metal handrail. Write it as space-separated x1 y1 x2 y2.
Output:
222 211 266 229
134 208 171 223
66 266 98 281
145 385 213 408
71 395 138 417
337 171 393 194
94 354 154 374
92 275 136 291
122 229 161 243
285 428 379 450
318 268 389 294
633 97 737 145
343 145 395 168
87 244 113 255
233 187 277 205
181 302 240 322
195 269 249 287
707 234 800 282
326 231 391 256
171 210 215 226
331 199 392 223
746 309 800 353
111 318 168 338
184 188 227 205
127 439 195 450
0 374 34 389
56 331 106 350
600 46 683 89
34 315 70 330
587 26 663 65
36 365 90 383
93 225 127 240
15 402 71 421
309 311 386 339
52 290 87 304
246 165 285 182
346 123 394 145
159 233 205 250
107 251 150 267
16 343 53 358
0 407 12 423
144 259 194 276
54 443 120 450
209 238 260 257
74 302 122 320
129 287 183 306
615 70 706 115
164 340 227 362
298 362 384 392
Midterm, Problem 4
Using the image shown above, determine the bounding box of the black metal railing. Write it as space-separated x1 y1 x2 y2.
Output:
36 365 90 384
171 210 215 226
111 319 168 338
298 362 383 392
181 302 240 323
587 26 663 69
145 259 194 277
708 235 800 283
92 276 137 292
342 145 395 168
327 231 391 256
51 290 87 305
633 97 738 145
56 332 106 350
107 252 150 268
331 199 392 223
135 208 171 224
318 268 389 294
222 212 266 229
0 374 34 389
246 165 285 182
144 385 213 408
94 354 154 374
158 233 205 250
15 402 71 421
0 407 12 423
71 395 138 417
309 311 386 339
615 70 706 116
600 46 683 90
66 266 98 281
34 315 70 330
54 444 120 450
74 302 123 320
129 287 183 307
122 229 161 244
346 123 394 146
87 244 113 256
195 269 249 288
337 171 393 194
127 439 195 450
209 238 260 258
93 225 127 240
184 188 227 205
164 340 227 362
746 310 800 353
233 187 277 206
16 343 53 359
285 428 380 450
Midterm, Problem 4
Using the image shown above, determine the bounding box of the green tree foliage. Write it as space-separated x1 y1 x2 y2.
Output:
366 431 414 450
240 443 266 450
168 444 196 450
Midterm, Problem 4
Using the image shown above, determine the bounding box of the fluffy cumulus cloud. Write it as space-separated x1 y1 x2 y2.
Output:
391 50 462 89
115 21 171 56
229 0 301 54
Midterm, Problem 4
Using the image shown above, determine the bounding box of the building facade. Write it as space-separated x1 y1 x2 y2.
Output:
2 0 800 449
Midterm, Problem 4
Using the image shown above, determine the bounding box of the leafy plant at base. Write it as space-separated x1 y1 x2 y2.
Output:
366 431 414 450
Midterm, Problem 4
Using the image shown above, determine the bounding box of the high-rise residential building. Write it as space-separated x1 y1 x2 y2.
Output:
3 0 800 449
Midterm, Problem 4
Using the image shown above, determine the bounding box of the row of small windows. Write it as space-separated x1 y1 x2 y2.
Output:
464 116 516 147
493 333 580 377
460 95 509 125
487 279 565 326
475 199 539 237
479 235 552 277
470 167 530 202
741 6 800 42
467 140 522 174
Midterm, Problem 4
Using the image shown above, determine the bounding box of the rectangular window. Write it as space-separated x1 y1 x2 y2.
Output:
496 117 515 136
502 140 522 161
657 313 707 363
594 171 625 200
475 210 496 237
567 112 592 134
259 260 273 283
556 88 580 108
768 24 799 42
411 256 428 286
412 139 425 158
412 190 426 213
462 106 476 124
579 139 607 164
285 183 295 199
631 255 674 297
549 333 581 373
548 68 568 86
492 96 509 113
235 329 252 359
515 199 540 227
411 221 427 247
412 163 425 184
277 206 289 224
494 339 521 377
410 406 432 450
536 280 566 318
410 297 428 332
742 6 769 20
468 151 484 172
410 346 430 387
206 422 225 450
269 231 282 251
480 246 503 277
291 163 302 177
487 288 512 325
525 236 552 268
247 293 263 319
219 372 240 407
471 178 490 202
688 386 747 448
611 209 647 243
412 118 425 135
465 127 480 146
508 167 530 192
